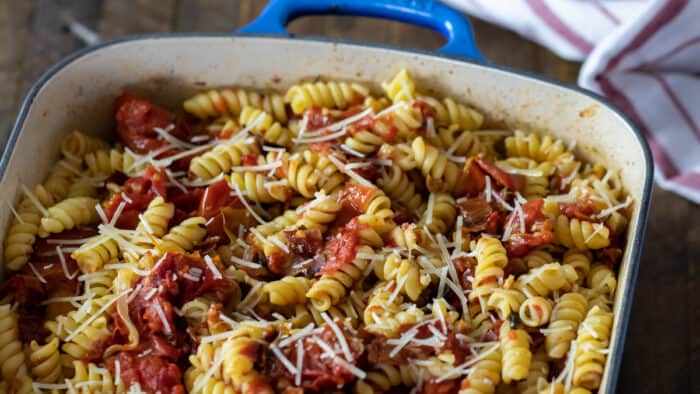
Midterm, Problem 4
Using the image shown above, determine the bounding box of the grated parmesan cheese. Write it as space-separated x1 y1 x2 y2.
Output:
203 255 223 279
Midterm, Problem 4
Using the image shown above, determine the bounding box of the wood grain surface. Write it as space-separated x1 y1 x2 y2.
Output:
0 1 697 393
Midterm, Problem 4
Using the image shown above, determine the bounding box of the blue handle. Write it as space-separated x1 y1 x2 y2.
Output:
239 0 484 61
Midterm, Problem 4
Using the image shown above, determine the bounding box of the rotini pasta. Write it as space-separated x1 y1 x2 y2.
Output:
184 88 288 123
0 72 632 393
38 197 99 237
286 80 369 114
500 323 532 383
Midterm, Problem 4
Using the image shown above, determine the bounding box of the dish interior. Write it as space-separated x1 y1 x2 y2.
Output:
0 36 650 393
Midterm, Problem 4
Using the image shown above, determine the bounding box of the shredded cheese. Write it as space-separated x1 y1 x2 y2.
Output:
153 125 197 149
436 343 500 382
191 351 225 393
28 262 47 284
295 340 304 386
340 144 366 158
230 161 282 172
294 127 348 144
425 193 435 225
279 323 315 348
320 312 354 361
268 234 290 253
312 337 367 379
230 255 263 269
21 184 48 216
389 327 418 357
65 289 132 342
270 343 298 375
326 154 372 186
230 182 267 225
203 255 223 279
595 195 633 218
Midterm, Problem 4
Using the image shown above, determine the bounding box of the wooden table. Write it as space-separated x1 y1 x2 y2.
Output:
1 1 698 392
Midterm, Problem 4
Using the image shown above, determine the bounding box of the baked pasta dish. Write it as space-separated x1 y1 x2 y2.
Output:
0 70 632 394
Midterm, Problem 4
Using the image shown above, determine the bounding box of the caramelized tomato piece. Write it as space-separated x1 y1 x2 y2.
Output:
115 92 192 154
319 218 365 275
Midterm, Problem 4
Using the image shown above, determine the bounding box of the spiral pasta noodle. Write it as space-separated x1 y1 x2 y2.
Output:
419 96 484 131
471 237 508 301
458 345 502 394
133 196 175 246
264 276 311 306
229 171 289 203
189 139 258 180
72 236 119 273
425 124 482 156
61 130 109 160
514 263 578 299
39 197 99 237
84 148 147 177
43 158 81 201
587 263 617 297
377 164 424 212
0 304 29 383
374 252 430 301
411 136 460 193
500 323 532 383
28 338 62 383
381 69 415 103
563 249 592 283
355 364 416 394
363 284 423 337
307 245 373 311
292 295 364 328
71 360 126 393
184 88 288 123
545 292 588 359
554 215 611 250
419 192 456 233
294 192 341 232
519 296 553 327
518 349 549 394
285 80 370 114
4 184 55 271
573 306 613 390
239 106 293 146
286 150 345 198
505 130 567 163
160 216 207 252
486 288 526 319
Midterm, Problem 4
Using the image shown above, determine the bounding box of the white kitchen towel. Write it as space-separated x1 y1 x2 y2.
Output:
444 0 700 204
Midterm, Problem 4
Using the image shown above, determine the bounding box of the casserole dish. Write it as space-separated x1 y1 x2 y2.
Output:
0 0 652 392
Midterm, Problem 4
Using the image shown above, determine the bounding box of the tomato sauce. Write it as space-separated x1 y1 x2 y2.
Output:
475 158 526 193
104 166 168 229
339 182 376 213
268 323 363 391
318 218 365 275
559 198 599 221
242 153 259 166
304 106 335 130
412 99 437 120
503 198 554 257
106 352 184 394
198 179 253 239
457 158 487 197
115 93 193 154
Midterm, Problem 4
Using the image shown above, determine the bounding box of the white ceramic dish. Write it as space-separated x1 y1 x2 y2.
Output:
0 3 652 392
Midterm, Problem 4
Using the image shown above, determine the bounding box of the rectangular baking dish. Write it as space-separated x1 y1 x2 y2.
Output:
0 0 652 392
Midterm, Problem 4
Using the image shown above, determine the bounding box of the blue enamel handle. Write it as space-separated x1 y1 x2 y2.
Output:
239 0 484 61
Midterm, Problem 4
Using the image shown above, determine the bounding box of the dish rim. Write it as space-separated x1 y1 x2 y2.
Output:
1 32 653 393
